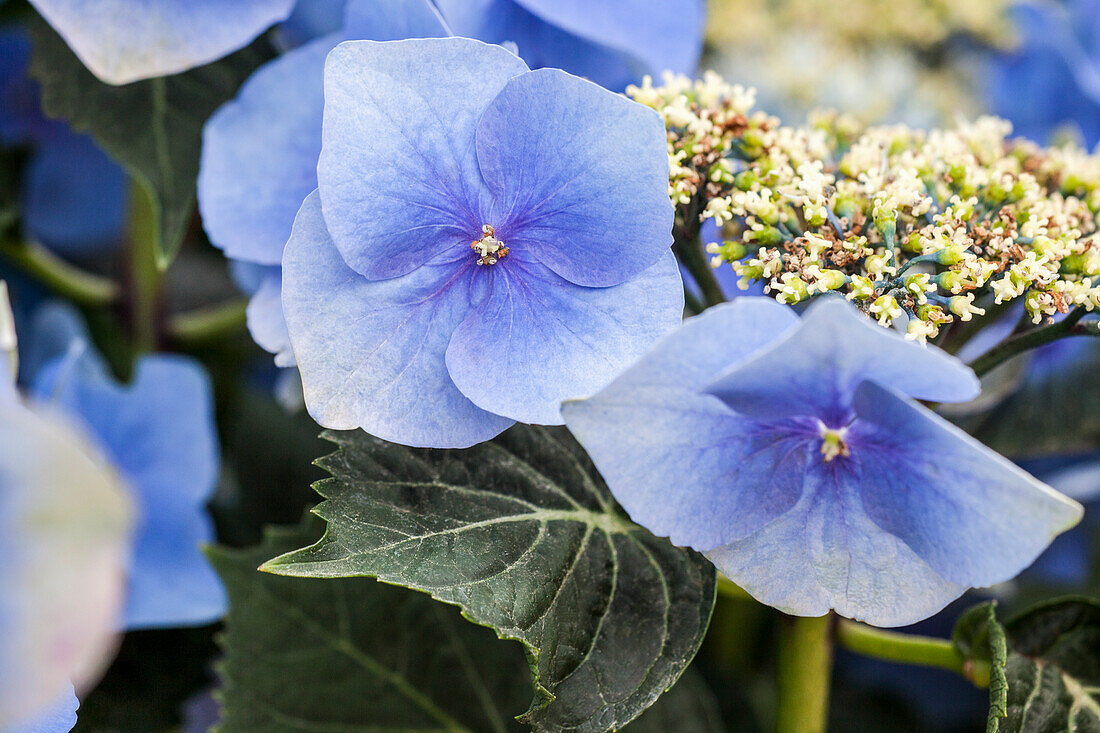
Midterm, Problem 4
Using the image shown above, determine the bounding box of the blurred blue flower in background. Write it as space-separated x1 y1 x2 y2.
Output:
22 303 225 630
563 297 1083 626
433 0 705 90
27 0 296 85
281 38 682 447
988 0 1100 146
0 28 126 260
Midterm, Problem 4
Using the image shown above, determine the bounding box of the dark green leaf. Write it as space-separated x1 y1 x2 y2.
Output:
27 17 272 267
1000 598 1100 733
263 425 717 732
209 518 534 733
953 601 1009 733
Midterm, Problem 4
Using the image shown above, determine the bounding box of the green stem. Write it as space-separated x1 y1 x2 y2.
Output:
674 224 726 309
836 620 990 688
127 182 162 354
775 614 834 733
968 306 1090 378
168 298 248 345
0 237 118 305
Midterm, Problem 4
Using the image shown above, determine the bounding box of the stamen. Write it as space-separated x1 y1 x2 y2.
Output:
818 421 851 463
471 224 509 266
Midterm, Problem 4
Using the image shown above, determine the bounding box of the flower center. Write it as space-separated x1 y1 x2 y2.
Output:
471 224 509 266
817 421 850 463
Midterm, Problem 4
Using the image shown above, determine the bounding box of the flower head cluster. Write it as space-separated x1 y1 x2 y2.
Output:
632 72 1100 342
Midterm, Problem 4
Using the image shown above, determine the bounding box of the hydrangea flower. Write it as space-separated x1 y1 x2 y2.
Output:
199 0 450 366
562 297 1083 626
434 0 705 90
0 28 126 259
0 385 130 730
281 38 682 448
23 303 226 630
27 0 296 85
987 0 1100 146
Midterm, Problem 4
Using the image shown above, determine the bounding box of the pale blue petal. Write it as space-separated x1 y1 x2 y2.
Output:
28 0 296 84
5 686 77 733
282 191 513 447
512 0 704 78
446 251 682 425
706 297 980 425
199 0 450 267
850 381 1083 589
317 38 528 280
244 266 294 367
22 131 127 258
476 67 673 286
561 298 801 550
199 36 331 266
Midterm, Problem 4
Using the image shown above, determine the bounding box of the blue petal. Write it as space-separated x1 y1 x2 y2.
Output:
198 0 450 268
199 36 332 266
705 297 980 425
476 67 674 286
27 0 296 84
274 0 346 49
239 264 294 367
22 131 127 259
850 382 1081 591
316 38 528 280
511 0 704 79
281 191 513 447
433 0 642 91
561 298 800 550
0 28 50 146
5 686 77 733
705 462 968 626
341 0 450 39
0 394 130 726
446 251 683 425
29 317 225 630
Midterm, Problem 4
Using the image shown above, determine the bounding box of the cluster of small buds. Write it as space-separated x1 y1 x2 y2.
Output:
630 72 1100 343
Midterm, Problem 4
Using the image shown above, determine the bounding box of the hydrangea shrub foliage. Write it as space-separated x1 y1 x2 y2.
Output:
2 2 1100 732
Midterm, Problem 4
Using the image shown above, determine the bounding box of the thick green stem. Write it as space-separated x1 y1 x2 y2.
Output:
968 307 1089 377
0 237 118 305
673 224 726 309
168 298 248 345
836 620 990 687
775 614 834 733
127 182 162 354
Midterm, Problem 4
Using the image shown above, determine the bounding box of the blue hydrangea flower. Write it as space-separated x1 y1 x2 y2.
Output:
0 386 130 730
562 297 1083 626
0 28 126 259
23 303 226 630
27 0 297 85
434 0 705 90
199 0 450 366
274 0 349 50
987 0 1100 145
280 38 682 448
